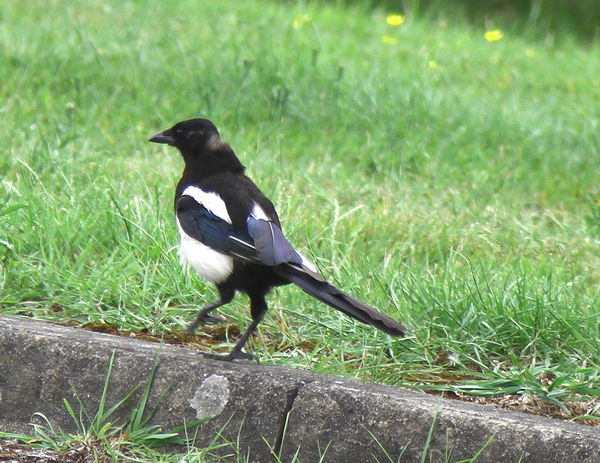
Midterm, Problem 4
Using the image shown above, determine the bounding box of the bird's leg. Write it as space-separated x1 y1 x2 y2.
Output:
187 286 234 334
200 316 263 362
199 292 268 362
187 300 225 333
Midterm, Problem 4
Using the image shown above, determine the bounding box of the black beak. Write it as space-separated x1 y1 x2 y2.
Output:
149 129 175 145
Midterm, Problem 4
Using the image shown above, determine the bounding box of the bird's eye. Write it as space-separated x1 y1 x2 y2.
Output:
175 128 184 135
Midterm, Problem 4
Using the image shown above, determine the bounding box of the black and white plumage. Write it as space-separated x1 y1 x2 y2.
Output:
149 118 406 361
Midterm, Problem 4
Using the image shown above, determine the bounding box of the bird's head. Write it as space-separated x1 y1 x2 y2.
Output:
149 118 222 155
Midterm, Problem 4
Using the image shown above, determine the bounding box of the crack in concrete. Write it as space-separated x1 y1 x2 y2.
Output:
272 382 303 461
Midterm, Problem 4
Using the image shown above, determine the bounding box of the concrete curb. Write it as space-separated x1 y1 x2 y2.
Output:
0 315 599 462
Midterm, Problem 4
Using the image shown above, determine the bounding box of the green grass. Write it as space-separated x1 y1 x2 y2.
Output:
3 0 600 442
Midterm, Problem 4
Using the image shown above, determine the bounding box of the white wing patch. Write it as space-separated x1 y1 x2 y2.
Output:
181 186 232 224
249 202 272 221
177 220 234 284
296 250 318 273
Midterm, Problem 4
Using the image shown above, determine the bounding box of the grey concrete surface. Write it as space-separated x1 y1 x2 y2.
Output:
0 315 599 462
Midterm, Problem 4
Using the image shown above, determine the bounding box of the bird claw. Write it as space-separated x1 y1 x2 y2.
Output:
201 351 259 363
199 314 222 325
186 314 223 334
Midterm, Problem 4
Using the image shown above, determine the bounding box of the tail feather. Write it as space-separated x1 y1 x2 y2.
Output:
276 264 406 336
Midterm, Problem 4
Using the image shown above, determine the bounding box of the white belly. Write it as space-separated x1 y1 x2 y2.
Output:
177 222 234 284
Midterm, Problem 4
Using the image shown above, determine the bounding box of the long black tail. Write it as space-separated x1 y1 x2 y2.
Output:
275 264 406 336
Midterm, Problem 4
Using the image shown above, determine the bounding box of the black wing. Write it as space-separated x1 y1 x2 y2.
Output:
176 194 302 267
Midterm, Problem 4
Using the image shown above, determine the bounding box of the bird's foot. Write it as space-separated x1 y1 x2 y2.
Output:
187 314 222 334
199 314 222 325
200 350 259 363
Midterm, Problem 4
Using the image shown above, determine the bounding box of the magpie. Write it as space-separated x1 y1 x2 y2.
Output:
149 118 406 361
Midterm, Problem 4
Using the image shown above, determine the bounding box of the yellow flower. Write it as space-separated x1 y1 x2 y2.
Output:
386 14 405 27
381 35 399 45
428 60 440 70
293 14 312 30
484 30 504 42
